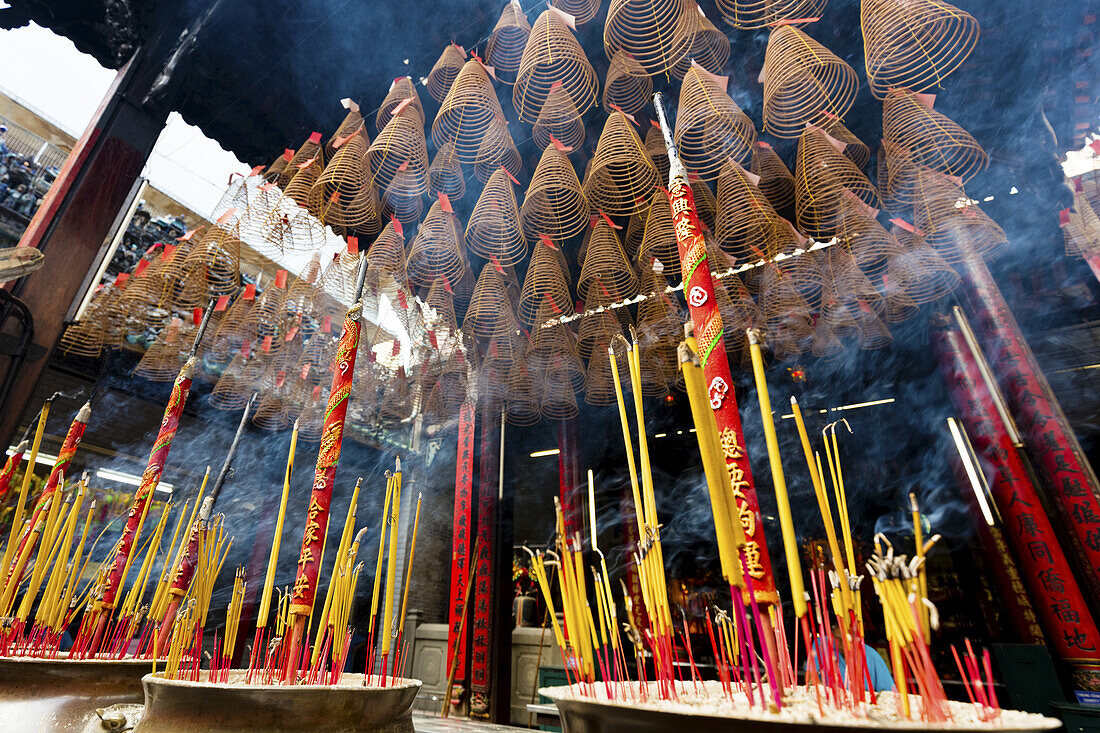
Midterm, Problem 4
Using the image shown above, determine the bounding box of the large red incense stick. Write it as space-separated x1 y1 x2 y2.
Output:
284 257 367 677
650 93 777 603
89 306 214 652
0 440 27 502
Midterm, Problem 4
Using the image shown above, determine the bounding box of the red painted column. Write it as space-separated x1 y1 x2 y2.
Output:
935 321 1100 688
956 254 1100 606
469 405 497 718
446 401 476 702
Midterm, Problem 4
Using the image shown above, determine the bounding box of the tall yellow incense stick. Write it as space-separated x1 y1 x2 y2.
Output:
1 399 50 579
313 478 361 666
258 422 297 628
380 459 402 660
607 339 645 540
397 492 422 639
747 330 807 619
910 493 929 637
368 473 395 648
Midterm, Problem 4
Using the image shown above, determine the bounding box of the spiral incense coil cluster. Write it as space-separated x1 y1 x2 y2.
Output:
533 84 586 152
505 336 542 425
635 266 684 395
715 160 799 263
762 25 857 139
529 301 585 388
486 1 532 86
715 0 827 30
603 51 653 115
862 0 979 99
432 60 507 163
377 77 425 130
750 143 795 211
578 218 639 303
818 246 884 338
261 208 329 255
881 91 988 206
514 10 599 125
674 67 757 181
584 112 658 216
637 189 680 278
425 44 467 103
283 155 325 216
202 295 255 368
466 168 527 266
429 139 465 200
407 200 472 288
474 118 523 184
519 237 574 327
670 7 730 80
603 0 700 78
713 269 759 352
757 262 815 358
521 145 589 243
324 104 366 160
835 194 897 279
59 284 121 357
795 126 882 239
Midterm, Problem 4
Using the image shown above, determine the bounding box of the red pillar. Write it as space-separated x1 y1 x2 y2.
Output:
469 405 497 718
956 254 1100 607
935 320 1100 689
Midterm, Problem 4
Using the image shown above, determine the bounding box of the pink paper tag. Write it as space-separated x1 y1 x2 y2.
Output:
608 104 637 125
392 97 414 116
347 236 359 255
301 363 312 380
216 208 237 225
540 234 558 250
285 326 299 342
243 283 256 300
501 166 520 185
438 192 453 213
546 4 576 30
599 211 622 230
192 308 203 325
391 215 404 237
322 315 332 332
550 134 572 153
308 131 323 144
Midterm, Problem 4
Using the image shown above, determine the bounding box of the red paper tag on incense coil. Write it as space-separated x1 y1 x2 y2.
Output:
858 300 872 314
597 279 611 299
308 131 322 144
283 148 295 161
260 181 277 192
549 134 572 152
312 385 322 401
438 192 453 213
441 275 453 293
608 104 637 125
451 42 466 55
501 166 520 185
690 60 728 92
216 208 237 225
547 294 562 314
249 164 266 176
241 341 251 359
115 273 129 288
396 160 409 172
161 244 177 260
889 218 925 235
539 234 558 250
347 236 359 255
428 330 438 348
301 363 311 380
1060 208 1071 227
192 308 203 325
285 326 299 342
1074 178 1084 192
322 315 332 332
391 97 414 117
134 260 150 277
177 227 201 242
275 370 286 388
598 211 622 230
297 155 317 169
767 16 819 25
650 120 660 129
390 215 403 237
275 270 288 288
589 214 598 228
262 335 273 352
214 295 230 312
243 283 256 300
329 190 341 204
490 255 505 274
757 141 772 149
396 289 409 309
392 338 401 356
546 5 576 29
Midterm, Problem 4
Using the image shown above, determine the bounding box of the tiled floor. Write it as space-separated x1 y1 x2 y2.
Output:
412 712 532 731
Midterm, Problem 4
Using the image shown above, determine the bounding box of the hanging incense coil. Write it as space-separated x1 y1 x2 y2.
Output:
750 142 795 212
368 109 430 196
862 0 979 99
715 159 799 263
514 10 599 125
365 220 407 284
134 319 188 382
518 237 574 327
584 338 633 406
377 77 425 131
882 274 920 324
910 170 1006 262
253 391 292 432
541 356 582 420
424 276 461 339
506 337 542 426
210 351 263 411
836 194 897 279
855 305 892 350
885 226 960 304
818 246 883 331
264 154 290 186
380 168 426 228
757 262 814 353
577 290 632 358
466 168 527 266
279 135 324 188
464 265 519 340
283 156 326 219
820 115 870 171
714 270 759 352
549 0 601 25
432 59 506 163
621 212 646 261
532 84 586 153
193 224 242 301
882 91 988 204
378 366 414 425
407 199 471 288
689 175 719 233
762 25 858 139
671 7 730 80
795 126 881 239
578 218 638 303
291 393 326 443
486 1 532 86
637 190 680 278
645 125 671 186
425 44 467 103
603 0 699 78
635 266 684 361
584 112 658 217
202 295 255 367
473 118 522 184
309 134 377 231
428 139 466 200
1064 187 1100 258
715 0 827 29
674 67 757 181
59 286 117 357
811 317 843 357
521 145 589 244
325 104 367 159
603 51 653 115
281 258 325 339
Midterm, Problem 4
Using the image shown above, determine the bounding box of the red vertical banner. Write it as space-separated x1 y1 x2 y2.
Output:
557 419 582 540
667 178 777 603
957 255 1100 605
935 323 1100 680
289 309 362 615
448 402 476 689
101 363 194 609
470 406 497 718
